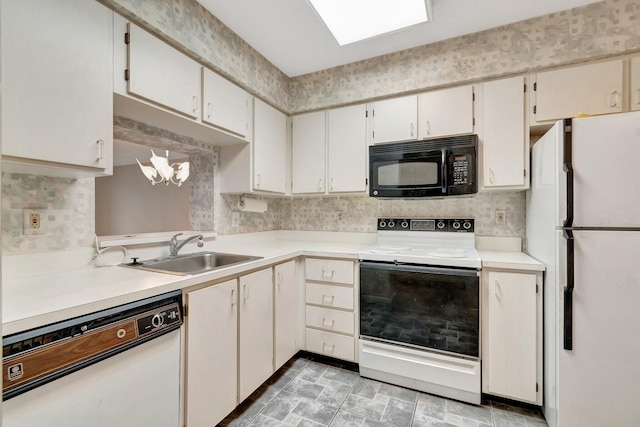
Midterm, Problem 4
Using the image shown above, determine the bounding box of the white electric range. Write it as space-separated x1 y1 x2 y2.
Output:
357 218 482 404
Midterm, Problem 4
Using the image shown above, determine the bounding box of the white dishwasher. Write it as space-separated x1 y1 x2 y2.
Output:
2 290 183 427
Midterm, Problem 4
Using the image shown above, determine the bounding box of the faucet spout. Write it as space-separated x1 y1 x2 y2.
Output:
169 233 204 256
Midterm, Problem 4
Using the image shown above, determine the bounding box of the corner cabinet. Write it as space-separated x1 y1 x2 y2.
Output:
327 104 368 193
253 99 288 194
185 279 238 427
418 85 475 139
479 76 529 190
1 0 113 177
482 269 543 405
274 260 300 369
531 59 624 123
292 111 326 195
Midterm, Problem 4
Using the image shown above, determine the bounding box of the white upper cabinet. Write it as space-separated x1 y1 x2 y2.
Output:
327 104 368 193
418 85 475 139
370 95 418 144
480 76 529 190
202 68 251 139
1 0 113 177
532 59 624 123
292 111 326 194
631 56 640 112
253 99 288 194
127 23 201 120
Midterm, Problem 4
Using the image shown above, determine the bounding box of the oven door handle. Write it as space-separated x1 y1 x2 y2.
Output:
360 261 478 277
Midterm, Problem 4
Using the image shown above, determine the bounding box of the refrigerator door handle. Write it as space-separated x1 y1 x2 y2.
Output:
563 228 575 351
563 119 574 229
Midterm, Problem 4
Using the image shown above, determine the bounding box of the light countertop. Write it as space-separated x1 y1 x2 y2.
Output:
2 231 544 335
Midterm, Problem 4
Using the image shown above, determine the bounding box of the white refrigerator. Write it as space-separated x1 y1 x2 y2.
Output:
526 111 640 427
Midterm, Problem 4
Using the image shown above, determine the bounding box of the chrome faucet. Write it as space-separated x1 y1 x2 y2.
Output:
169 233 204 256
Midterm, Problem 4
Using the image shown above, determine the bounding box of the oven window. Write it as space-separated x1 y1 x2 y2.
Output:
360 263 479 358
377 161 439 186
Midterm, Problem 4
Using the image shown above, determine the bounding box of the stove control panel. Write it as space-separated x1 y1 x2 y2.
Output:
377 218 474 232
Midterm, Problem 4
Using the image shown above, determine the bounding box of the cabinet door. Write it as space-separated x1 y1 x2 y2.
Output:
1 0 113 172
274 261 299 369
327 104 367 193
202 68 251 138
292 112 326 194
253 99 287 194
483 271 538 403
631 57 640 112
371 95 418 144
186 280 238 427
481 76 528 189
418 85 474 139
239 268 274 401
534 60 623 122
127 23 201 119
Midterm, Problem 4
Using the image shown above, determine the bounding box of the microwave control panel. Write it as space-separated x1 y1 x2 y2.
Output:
452 155 470 185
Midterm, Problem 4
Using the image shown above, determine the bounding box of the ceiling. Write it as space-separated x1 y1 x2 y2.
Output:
196 0 603 77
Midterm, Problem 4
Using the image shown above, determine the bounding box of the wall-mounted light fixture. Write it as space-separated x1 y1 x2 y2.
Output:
136 149 189 187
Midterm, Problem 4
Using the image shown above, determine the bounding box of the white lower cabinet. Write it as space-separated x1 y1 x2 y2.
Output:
274 260 300 369
186 279 238 427
482 269 543 405
304 258 357 362
239 268 275 401
631 56 640 112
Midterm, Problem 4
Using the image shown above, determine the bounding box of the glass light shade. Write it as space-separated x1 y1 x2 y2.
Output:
136 150 189 187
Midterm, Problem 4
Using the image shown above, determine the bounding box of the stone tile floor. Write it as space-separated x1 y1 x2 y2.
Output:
219 353 548 427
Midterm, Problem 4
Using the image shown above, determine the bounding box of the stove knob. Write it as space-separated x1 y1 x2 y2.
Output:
401 221 409 229
379 221 387 228
436 221 446 230
452 221 461 230
388 221 395 229
463 221 472 230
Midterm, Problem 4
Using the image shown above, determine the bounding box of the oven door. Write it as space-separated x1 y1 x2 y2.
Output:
359 261 480 358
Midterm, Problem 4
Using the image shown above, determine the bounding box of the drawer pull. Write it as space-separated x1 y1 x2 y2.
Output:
322 318 335 328
321 294 335 304
322 342 335 353
231 289 237 307
321 268 335 278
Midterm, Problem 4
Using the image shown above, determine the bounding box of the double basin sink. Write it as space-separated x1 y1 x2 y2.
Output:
124 251 262 276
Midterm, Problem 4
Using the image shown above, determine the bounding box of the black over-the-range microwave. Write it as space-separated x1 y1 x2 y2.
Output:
369 135 477 198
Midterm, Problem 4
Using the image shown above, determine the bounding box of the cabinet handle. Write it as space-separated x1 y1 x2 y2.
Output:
635 89 640 106
321 294 335 305
191 95 199 113
330 178 334 191
322 342 335 353
425 120 431 136
410 122 415 137
610 90 620 108
318 178 323 192
96 139 104 160
494 280 501 301
321 268 335 278
256 174 262 189
489 168 495 185
322 318 335 328
277 271 283 289
207 101 213 118
231 289 236 307
243 284 249 300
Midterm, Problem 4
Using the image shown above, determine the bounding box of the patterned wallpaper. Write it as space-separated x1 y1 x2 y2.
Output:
3 0 639 253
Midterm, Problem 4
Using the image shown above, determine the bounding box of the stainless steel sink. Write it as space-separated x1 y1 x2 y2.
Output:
123 251 262 275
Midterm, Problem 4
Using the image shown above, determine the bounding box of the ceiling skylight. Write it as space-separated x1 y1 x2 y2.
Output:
308 0 433 46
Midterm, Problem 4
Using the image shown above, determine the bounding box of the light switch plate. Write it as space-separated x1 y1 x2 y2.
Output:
231 212 240 228
23 208 46 235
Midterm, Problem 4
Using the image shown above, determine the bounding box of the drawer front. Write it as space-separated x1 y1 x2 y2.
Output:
305 258 354 285
305 306 354 335
305 283 354 310
306 328 355 361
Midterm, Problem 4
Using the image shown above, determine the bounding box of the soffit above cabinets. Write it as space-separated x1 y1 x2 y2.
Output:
196 0 603 77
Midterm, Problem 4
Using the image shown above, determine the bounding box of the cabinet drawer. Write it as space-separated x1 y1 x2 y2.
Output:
306 328 355 361
305 283 354 310
306 306 354 335
305 258 354 284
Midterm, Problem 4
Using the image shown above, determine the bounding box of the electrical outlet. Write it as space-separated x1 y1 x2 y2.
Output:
337 211 343 221
495 210 506 225
23 208 46 235
231 212 240 228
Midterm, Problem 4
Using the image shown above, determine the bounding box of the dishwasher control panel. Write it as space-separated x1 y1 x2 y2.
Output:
136 304 182 337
